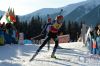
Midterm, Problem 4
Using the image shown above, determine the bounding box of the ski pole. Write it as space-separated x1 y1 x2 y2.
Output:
31 34 44 40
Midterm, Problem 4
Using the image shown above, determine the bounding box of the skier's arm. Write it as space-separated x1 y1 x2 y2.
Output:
40 24 48 34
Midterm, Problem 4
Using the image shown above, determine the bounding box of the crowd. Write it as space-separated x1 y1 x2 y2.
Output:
86 24 100 55
0 22 18 45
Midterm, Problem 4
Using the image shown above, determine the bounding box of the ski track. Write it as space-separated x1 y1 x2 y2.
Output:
0 42 100 66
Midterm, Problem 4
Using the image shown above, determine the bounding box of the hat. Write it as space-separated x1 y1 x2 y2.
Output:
48 18 51 22
56 15 63 20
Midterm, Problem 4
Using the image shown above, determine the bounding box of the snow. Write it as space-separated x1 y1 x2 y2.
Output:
87 0 100 6
0 42 100 66
0 13 8 24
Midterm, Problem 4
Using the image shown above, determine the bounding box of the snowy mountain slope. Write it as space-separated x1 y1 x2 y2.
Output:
64 0 100 22
19 0 100 23
63 0 100 26
78 5 100 25
87 0 100 6
19 1 86 22
1 0 100 25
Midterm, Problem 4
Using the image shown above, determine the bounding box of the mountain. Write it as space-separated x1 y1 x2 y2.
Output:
78 5 100 25
64 4 95 22
0 10 5 16
1 0 99 26
19 0 100 24
87 0 100 6
64 0 100 25
19 1 86 22
19 8 60 22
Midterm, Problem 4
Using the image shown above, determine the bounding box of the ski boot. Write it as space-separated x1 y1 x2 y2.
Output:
51 55 57 59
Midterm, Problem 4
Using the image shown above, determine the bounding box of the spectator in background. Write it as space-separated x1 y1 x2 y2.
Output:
96 24 100 55
6 23 13 36
96 25 100 36
81 24 87 44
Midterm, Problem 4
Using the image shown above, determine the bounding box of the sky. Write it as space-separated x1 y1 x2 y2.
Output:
0 0 86 15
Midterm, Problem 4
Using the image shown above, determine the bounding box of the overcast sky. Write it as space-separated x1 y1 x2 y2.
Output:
0 0 86 15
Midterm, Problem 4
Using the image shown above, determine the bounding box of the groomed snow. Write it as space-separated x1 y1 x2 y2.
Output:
0 42 100 66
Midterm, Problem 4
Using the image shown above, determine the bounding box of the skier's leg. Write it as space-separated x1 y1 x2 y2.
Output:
36 36 50 53
51 36 58 58
30 36 51 61
54 37 62 49
47 40 50 51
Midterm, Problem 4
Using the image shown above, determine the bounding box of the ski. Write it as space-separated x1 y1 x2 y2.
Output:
52 57 70 62
29 53 37 62
29 56 35 62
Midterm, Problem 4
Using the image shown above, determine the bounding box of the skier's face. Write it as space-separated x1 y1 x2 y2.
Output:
58 18 63 23
48 18 51 22
48 20 51 22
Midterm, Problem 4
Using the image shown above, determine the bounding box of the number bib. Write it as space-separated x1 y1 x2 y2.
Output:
52 23 62 29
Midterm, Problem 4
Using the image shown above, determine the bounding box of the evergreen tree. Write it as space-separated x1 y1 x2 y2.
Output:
59 20 67 35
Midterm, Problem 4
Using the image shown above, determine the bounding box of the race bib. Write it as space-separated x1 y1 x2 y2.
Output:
52 23 62 29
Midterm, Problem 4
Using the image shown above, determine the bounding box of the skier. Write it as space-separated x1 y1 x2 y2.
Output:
40 14 52 51
30 15 64 61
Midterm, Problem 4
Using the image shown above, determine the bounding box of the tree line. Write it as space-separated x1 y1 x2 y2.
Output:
0 15 83 41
